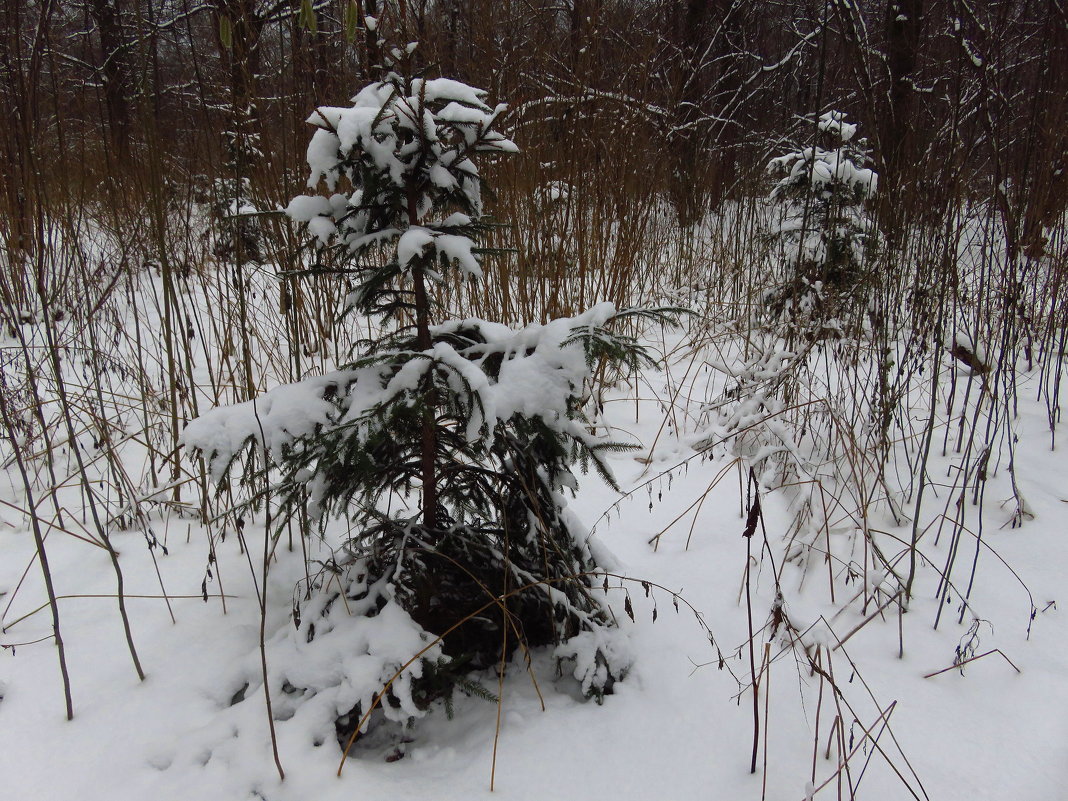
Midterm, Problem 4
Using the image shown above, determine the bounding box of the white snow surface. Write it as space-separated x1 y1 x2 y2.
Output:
3 320 1068 801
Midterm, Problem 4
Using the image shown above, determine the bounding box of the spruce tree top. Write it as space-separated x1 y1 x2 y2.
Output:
766 110 878 273
285 69 518 317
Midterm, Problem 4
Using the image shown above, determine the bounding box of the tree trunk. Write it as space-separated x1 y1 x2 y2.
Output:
408 190 438 531
215 0 263 130
881 0 923 198
89 0 130 159
442 0 461 76
361 0 381 80
669 0 711 226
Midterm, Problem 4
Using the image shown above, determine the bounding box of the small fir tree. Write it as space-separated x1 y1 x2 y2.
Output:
764 111 879 340
185 61 668 742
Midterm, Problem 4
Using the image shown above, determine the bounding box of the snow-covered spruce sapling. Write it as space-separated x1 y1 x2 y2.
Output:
764 111 879 340
183 69 675 742
701 116 881 526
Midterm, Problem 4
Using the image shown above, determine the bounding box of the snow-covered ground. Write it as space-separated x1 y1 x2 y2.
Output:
2 322 1065 801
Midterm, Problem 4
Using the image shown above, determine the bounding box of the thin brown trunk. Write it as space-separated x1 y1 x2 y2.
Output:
0 383 74 720
408 191 437 530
